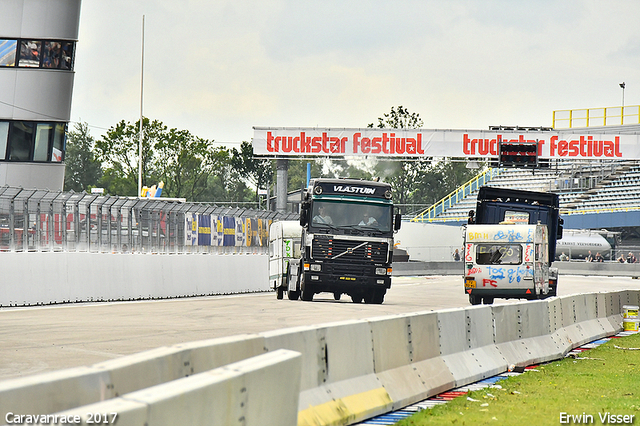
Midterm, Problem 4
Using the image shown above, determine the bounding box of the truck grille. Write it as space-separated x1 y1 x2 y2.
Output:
312 238 388 263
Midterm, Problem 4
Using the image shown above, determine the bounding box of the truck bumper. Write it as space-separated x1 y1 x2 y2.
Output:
465 287 537 299
302 271 391 292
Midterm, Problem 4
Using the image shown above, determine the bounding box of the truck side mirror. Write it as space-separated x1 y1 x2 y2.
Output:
557 217 564 240
394 213 402 231
300 202 310 226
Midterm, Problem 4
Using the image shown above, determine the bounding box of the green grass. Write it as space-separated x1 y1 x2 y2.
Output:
395 332 640 425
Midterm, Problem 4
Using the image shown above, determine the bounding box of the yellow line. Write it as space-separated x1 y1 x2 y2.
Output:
298 387 392 426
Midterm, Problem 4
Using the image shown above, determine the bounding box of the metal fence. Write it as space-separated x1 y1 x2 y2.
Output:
0 186 297 254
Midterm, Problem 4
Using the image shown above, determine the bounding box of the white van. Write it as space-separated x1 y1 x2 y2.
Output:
463 223 554 305
268 221 302 299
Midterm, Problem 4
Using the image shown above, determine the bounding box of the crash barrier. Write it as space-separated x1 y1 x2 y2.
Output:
392 260 463 276
0 252 268 306
1 290 637 426
392 260 640 277
0 186 298 254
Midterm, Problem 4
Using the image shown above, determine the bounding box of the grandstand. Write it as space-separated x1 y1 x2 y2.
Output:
411 159 640 239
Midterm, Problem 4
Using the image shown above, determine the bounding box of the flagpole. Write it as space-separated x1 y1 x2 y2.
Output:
138 15 145 197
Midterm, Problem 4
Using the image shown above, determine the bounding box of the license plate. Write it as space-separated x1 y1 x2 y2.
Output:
465 279 476 288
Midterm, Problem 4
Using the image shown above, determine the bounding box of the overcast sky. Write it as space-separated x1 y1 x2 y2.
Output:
69 0 640 146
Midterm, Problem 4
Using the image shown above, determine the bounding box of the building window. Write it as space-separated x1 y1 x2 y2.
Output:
52 123 65 162
0 38 74 70
0 121 66 163
8 122 34 160
34 123 53 161
0 40 17 66
0 122 8 159
19 40 41 68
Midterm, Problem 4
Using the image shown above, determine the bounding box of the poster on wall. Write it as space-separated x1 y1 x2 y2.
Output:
197 214 211 246
185 213 197 246
235 217 246 247
214 216 223 247
223 216 235 246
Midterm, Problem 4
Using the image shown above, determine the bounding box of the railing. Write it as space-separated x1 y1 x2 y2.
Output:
561 205 640 215
0 186 297 254
410 168 501 222
553 105 640 128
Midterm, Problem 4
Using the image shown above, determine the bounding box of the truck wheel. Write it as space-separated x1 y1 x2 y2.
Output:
482 297 494 305
364 289 385 304
301 284 314 302
372 289 386 304
351 294 363 303
287 290 300 300
276 287 284 300
469 294 481 305
333 292 341 301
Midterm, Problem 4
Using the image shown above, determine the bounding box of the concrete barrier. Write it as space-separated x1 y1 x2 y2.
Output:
0 334 266 419
0 252 269 307
392 259 640 277
0 290 636 426
48 349 301 426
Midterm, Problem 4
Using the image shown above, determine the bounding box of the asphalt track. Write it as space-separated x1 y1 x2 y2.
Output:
1 274 640 381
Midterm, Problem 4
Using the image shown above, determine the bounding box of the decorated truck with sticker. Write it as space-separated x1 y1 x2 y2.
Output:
272 178 401 304
464 186 563 305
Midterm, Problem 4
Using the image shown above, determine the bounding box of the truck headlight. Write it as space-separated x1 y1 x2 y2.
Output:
310 264 321 272
375 267 386 275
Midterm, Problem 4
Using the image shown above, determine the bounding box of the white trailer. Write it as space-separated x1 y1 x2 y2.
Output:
268 220 302 299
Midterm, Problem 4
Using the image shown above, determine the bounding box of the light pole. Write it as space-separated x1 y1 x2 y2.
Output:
620 82 626 125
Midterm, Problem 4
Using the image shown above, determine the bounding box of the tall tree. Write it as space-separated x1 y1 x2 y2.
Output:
94 118 232 201
94 117 162 196
230 141 273 202
153 128 229 201
64 122 102 192
369 106 430 212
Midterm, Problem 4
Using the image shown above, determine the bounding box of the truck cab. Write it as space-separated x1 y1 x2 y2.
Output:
464 186 562 305
272 178 401 304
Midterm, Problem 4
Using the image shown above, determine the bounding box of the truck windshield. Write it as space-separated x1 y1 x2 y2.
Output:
310 201 393 233
476 244 522 265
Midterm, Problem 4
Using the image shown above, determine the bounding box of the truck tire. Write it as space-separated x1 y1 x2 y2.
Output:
469 294 481 305
351 294 363 303
301 283 314 301
482 297 494 305
364 289 385 304
334 292 341 301
276 287 284 300
372 289 386 304
287 290 300 300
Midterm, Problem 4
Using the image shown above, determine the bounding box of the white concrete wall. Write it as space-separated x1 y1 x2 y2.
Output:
1 290 636 426
0 252 269 306
395 222 463 261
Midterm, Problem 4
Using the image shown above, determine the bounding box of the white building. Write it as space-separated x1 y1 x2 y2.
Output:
0 0 81 190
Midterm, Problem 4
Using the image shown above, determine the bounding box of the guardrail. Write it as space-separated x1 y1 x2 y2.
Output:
1 290 635 426
411 168 500 222
0 186 296 254
553 105 640 128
